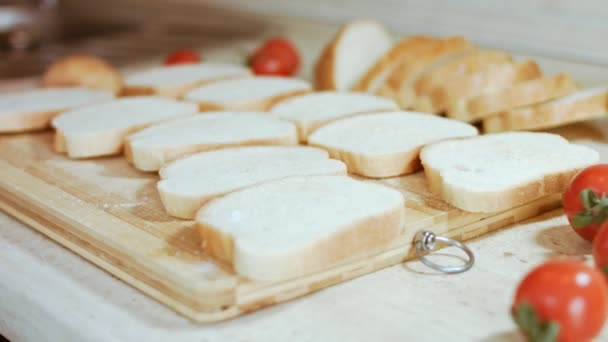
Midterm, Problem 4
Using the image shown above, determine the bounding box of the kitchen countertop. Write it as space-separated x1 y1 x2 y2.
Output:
2 16 608 342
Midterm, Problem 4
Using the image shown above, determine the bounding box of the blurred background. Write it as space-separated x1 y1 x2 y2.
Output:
1 0 607 79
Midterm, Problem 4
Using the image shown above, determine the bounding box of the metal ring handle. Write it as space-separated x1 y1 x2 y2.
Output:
414 231 475 274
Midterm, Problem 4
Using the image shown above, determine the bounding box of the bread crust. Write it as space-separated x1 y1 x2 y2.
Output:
352 36 436 92
483 90 608 133
424 60 541 114
193 89 311 112
460 73 580 121
122 75 249 98
313 28 340 90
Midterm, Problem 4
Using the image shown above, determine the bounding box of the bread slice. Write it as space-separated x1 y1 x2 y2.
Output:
122 63 251 98
0 87 114 133
307 111 478 178
314 19 393 91
459 73 580 121
420 132 599 212
125 112 298 171
483 87 608 133
414 50 513 97
270 91 399 142
422 60 542 114
182 76 311 111
351 35 437 93
196 175 405 280
379 36 475 107
158 146 347 219
52 96 198 158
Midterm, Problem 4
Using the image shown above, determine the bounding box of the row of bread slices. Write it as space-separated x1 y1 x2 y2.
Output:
1 61 600 281
314 19 608 133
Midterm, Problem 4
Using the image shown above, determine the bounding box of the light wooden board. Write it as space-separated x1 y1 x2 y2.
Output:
0 132 561 322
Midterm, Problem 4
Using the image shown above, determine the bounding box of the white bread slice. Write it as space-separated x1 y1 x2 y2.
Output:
270 91 399 142
196 175 405 280
158 146 347 219
0 88 114 133
52 96 198 158
182 76 311 111
307 111 478 178
420 132 599 213
414 50 513 97
125 112 298 171
123 63 251 98
314 19 393 91
421 60 542 114
352 35 437 93
379 36 475 107
483 87 608 133
459 73 580 121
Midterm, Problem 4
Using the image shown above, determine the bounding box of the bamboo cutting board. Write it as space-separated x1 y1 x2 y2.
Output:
0 131 561 322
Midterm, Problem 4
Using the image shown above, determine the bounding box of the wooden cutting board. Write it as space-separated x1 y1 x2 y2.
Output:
0 131 561 322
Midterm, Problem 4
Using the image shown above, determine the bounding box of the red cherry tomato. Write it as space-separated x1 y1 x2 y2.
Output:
249 37 299 76
164 49 201 65
511 259 608 342
593 222 608 280
563 164 608 242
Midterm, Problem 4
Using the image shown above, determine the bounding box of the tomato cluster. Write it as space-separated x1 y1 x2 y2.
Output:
512 164 608 342
163 37 300 76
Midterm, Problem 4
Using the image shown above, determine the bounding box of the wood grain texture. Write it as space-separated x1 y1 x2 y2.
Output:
0 132 560 322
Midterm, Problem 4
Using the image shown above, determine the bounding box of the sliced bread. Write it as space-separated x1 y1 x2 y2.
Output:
0 87 114 133
270 91 399 142
182 76 312 111
158 146 347 219
352 35 437 93
52 96 198 158
122 63 251 98
482 87 608 133
379 36 475 108
422 60 542 114
307 111 478 178
314 19 393 91
196 175 405 280
125 112 298 171
420 132 599 212
414 50 513 98
464 74 580 120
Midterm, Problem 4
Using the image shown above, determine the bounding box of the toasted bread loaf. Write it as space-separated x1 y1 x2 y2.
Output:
182 76 311 111
158 146 346 219
458 73 580 121
52 96 198 158
421 60 542 114
125 112 299 171
352 35 437 93
307 111 478 178
482 87 608 133
196 175 405 280
270 91 399 142
314 20 393 91
41 54 123 95
122 63 251 97
379 36 475 108
420 132 599 212
414 50 513 98
0 88 114 133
